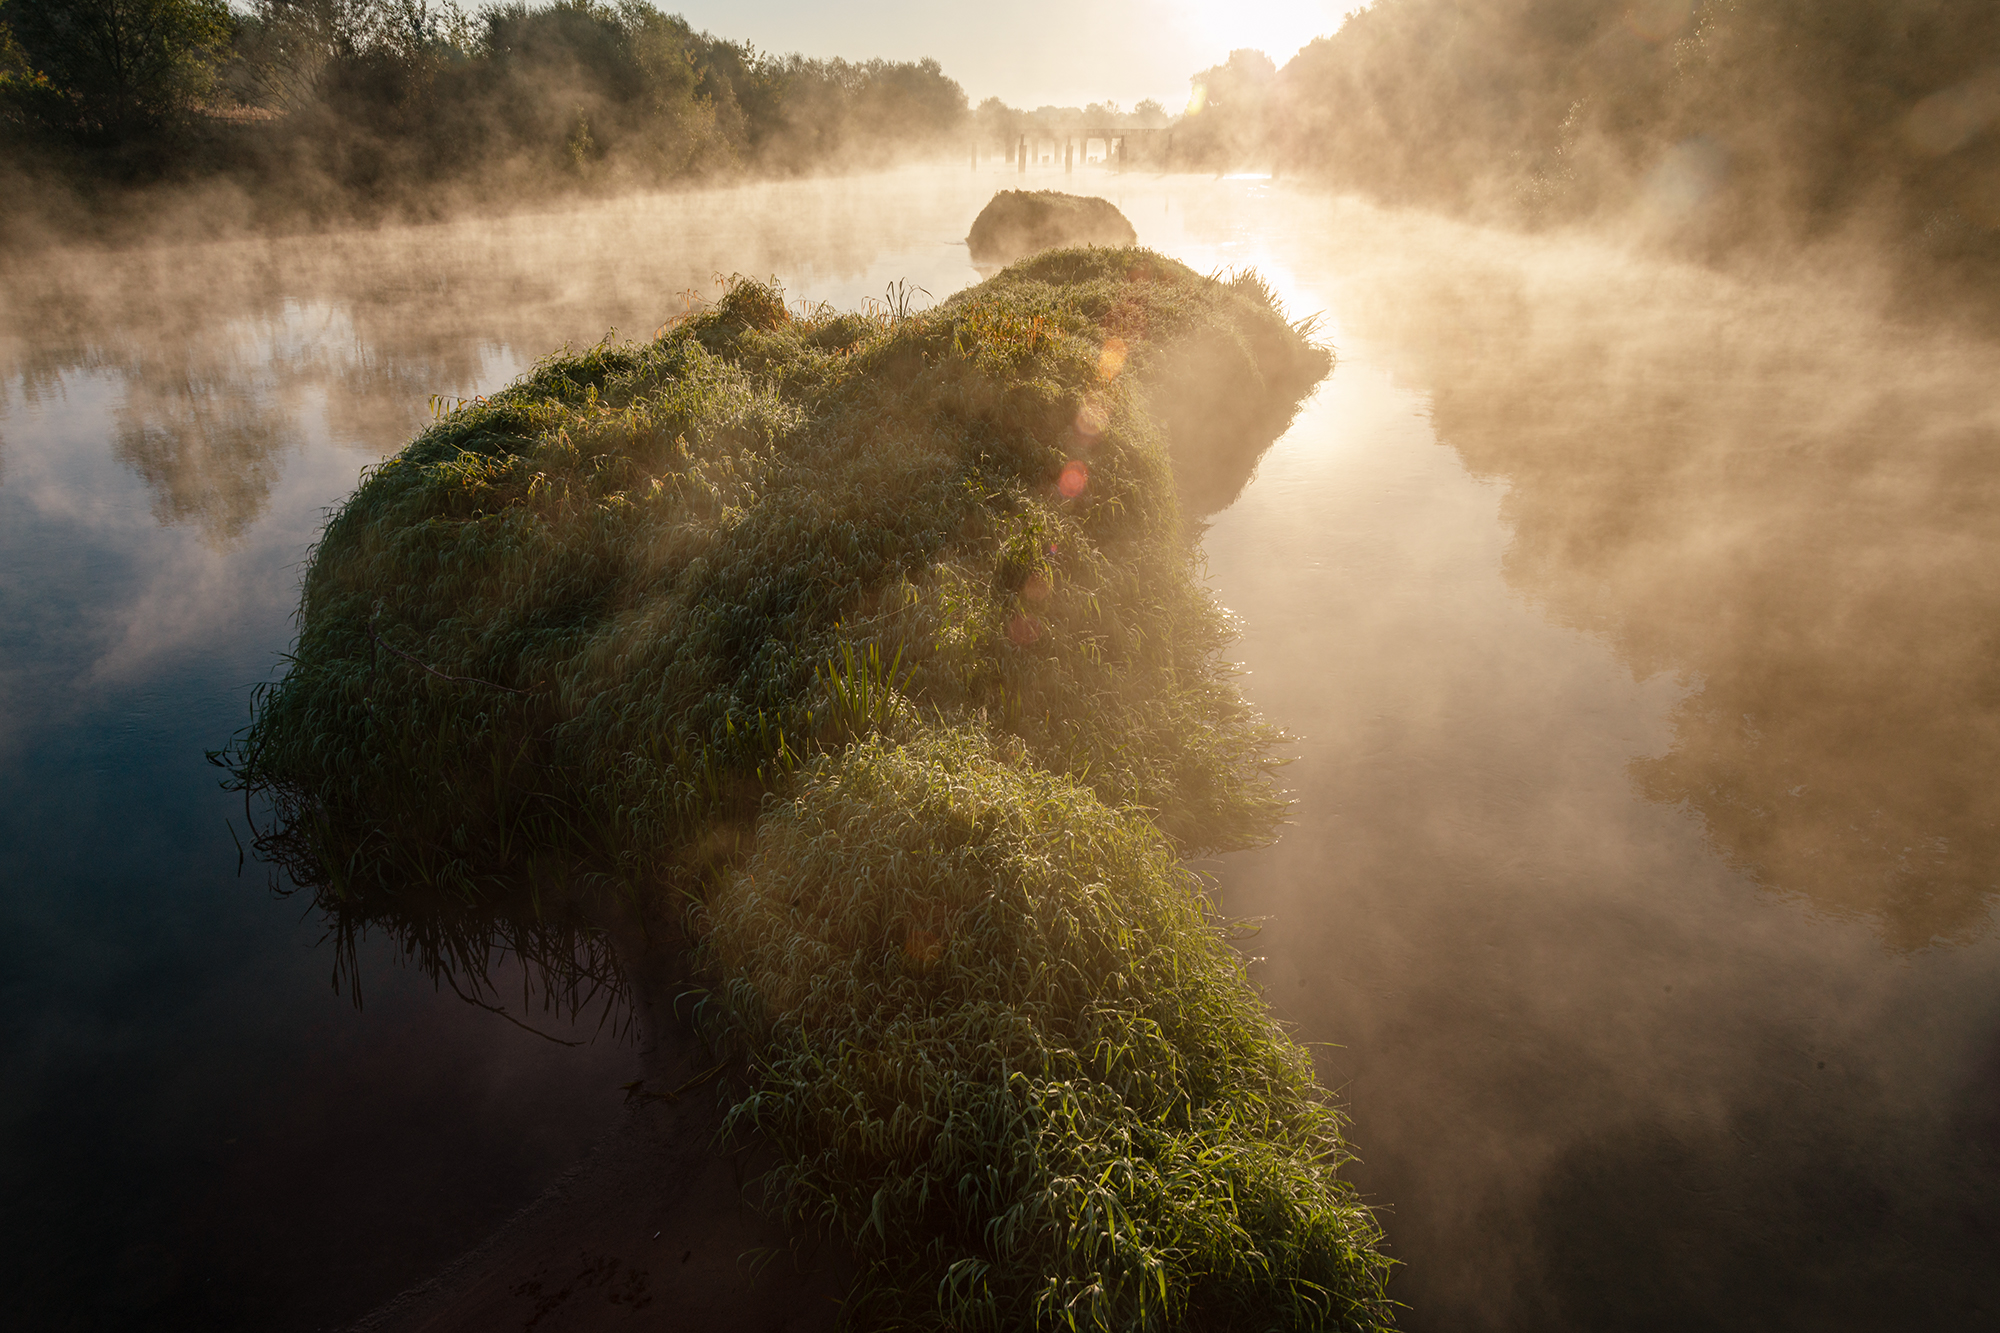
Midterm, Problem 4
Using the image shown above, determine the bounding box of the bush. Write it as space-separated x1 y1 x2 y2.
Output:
4 0 232 146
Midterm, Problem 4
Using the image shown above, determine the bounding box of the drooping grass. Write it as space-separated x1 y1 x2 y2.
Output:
224 246 1391 1329
967 192 1140 264
704 731 1393 1331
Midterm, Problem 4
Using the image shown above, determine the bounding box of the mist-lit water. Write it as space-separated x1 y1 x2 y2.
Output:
2 166 1994 1330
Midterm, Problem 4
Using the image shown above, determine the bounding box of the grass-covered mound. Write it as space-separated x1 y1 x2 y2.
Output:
227 247 1391 1329
967 191 1139 264
706 731 1391 1330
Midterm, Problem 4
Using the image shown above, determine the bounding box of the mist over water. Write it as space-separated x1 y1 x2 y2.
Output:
1188 194 2000 1328
0 170 1007 1330
2 167 1995 1328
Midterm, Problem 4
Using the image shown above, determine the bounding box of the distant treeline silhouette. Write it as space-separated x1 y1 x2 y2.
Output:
1175 0 2000 258
0 0 968 215
971 95 1171 156
10 0 1997 265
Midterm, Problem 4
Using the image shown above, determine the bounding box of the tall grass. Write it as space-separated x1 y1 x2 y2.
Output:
704 732 1393 1331
224 246 1390 1328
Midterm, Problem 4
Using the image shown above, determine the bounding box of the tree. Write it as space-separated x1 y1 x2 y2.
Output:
8 0 232 142
0 1 55 150
235 0 364 114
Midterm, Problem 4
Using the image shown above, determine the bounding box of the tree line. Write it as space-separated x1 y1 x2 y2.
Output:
0 0 970 214
970 95 1171 157
1174 0 2000 259
11 0 1995 265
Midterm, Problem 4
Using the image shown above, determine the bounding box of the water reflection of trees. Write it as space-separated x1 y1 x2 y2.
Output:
0 175 983 544
1346 246 2000 949
112 363 298 542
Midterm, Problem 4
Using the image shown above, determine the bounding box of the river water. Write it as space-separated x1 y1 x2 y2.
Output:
2 166 1994 1331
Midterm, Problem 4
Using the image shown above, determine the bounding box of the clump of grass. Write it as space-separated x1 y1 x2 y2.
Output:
228 247 1327 894
224 246 1386 1329
967 192 1140 264
704 731 1393 1331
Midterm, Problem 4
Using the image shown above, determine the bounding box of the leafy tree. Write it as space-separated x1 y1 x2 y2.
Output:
0 2 44 86
8 0 232 142
234 0 370 114
1178 48 1279 169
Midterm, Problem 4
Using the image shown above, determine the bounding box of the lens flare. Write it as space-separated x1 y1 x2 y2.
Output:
1058 460 1090 497
903 925 943 966
1645 136 1729 218
1074 396 1109 444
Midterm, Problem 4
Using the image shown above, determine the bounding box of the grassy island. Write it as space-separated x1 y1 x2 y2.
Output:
228 247 1394 1331
967 192 1141 264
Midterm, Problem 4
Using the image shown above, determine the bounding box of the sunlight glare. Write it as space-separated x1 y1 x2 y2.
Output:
1176 1 1368 66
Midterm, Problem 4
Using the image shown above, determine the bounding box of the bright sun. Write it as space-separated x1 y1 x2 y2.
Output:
1176 0 1369 67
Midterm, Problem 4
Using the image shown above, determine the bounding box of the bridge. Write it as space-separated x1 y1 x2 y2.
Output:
978 127 1176 174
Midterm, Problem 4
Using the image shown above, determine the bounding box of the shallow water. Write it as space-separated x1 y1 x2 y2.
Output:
1 166 1994 1330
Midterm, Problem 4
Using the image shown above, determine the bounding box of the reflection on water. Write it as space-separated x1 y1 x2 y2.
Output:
0 169 1011 1331
3 170 1996 1330
0 177 1012 550
1180 196 2000 1331
1338 239 2000 948
111 351 297 542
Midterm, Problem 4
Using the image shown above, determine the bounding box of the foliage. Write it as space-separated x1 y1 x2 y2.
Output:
704 732 1394 1331
226 248 1380 1327
1174 50 1278 171
5 0 967 193
3 0 232 143
226 0 968 189
729 52 970 173
234 0 476 116
1192 0 2000 255
0 0 52 150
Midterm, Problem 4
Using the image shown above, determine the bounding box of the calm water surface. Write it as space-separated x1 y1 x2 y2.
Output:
2 167 1994 1330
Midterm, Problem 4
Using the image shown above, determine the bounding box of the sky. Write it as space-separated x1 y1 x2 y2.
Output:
662 1 1372 111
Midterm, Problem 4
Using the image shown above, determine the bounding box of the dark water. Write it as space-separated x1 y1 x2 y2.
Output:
2 168 1994 1330
0 170 1012 1331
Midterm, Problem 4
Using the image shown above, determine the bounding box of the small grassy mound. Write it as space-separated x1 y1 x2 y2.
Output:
706 731 1392 1331
968 191 1140 264
226 247 1389 1329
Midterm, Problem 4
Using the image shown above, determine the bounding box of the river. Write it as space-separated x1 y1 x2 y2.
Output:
2 166 1994 1331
